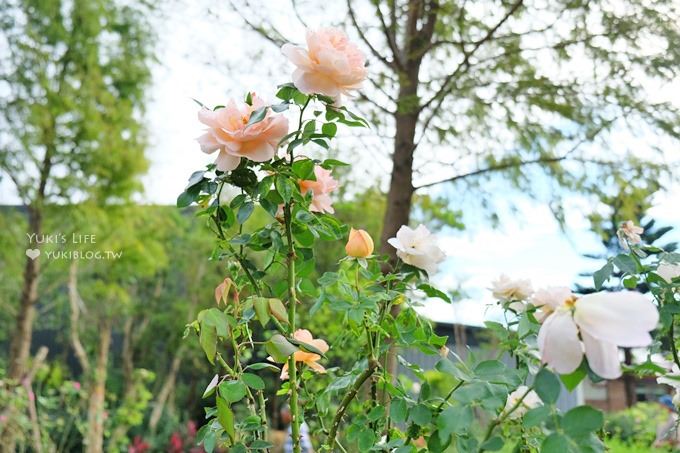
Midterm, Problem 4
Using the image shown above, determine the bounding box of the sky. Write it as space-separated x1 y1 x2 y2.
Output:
3 0 679 326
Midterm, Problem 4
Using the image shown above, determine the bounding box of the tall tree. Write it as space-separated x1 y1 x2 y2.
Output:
0 0 154 379
226 0 680 260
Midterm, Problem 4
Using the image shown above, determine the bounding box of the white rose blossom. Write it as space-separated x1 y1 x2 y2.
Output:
530 286 573 322
503 386 542 419
538 291 658 379
490 275 533 312
490 275 533 301
387 224 446 275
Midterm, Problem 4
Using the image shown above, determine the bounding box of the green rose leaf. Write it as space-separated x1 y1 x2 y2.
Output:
265 334 299 363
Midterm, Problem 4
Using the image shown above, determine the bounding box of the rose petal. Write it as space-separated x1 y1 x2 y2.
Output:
537 311 583 374
581 330 622 379
574 291 658 347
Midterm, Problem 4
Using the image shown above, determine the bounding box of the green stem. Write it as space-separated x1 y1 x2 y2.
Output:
478 385 534 452
670 317 680 371
283 98 310 453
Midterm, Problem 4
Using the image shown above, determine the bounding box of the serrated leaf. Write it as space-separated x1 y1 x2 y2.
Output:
535 368 561 404
216 396 235 441
247 107 267 126
268 298 289 324
219 380 247 403
253 297 270 327
593 262 614 290
417 283 451 303
242 373 265 390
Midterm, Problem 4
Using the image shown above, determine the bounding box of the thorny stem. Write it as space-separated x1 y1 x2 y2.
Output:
478 385 535 452
284 97 310 453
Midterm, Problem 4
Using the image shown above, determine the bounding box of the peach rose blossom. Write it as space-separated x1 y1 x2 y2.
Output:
282 28 367 102
345 228 374 258
196 94 288 171
280 329 329 380
299 165 339 213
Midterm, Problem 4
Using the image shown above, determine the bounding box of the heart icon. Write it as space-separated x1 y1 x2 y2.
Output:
25 249 40 260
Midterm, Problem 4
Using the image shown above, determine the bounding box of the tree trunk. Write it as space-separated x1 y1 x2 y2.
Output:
148 345 185 434
85 320 111 453
623 348 636 407
8 206 43 380
68 261 90 375
8 136 54 379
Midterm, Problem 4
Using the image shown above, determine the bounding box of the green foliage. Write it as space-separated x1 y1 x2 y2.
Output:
604 402 669 448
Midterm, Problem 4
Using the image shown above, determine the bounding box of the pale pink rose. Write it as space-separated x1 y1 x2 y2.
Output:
282 28 367 102
196 94 289 171
531 286 573 322
538 291 658 379
73 381 81 391
299 165 339 213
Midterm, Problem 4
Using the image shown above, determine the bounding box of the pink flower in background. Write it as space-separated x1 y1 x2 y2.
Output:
196 94 289 171
299 165 338 213
72 381 81 391
538 291 658 379
127 436 149 453
282 28 367 102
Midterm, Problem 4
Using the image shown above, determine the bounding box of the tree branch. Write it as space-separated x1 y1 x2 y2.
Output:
418 0 524 114
347 0 399 70
414 155 567 190
230 0 288 47
374 1 403 69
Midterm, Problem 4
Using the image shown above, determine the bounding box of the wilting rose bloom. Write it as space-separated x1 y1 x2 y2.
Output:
657 262 680 283
531 286 573 322
617 220 644 249
538 291 658 379
280 329 329 380
503 386 541 419
387 224 446 275
282 28 367 102
196 94 289 171
299 165 339 213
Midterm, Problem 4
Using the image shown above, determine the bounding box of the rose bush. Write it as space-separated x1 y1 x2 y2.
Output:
177 26 680 453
